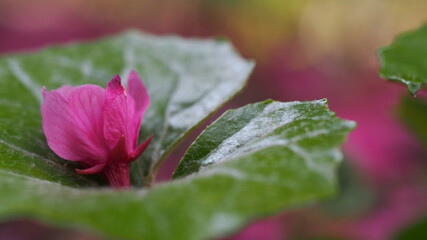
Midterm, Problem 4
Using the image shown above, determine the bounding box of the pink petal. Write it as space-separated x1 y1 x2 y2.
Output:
42 85 73 99
126 70 150 150
41 85 109 164
41 86 47 99
56 85 74 98
103 75 131 152
127 71 150 117
104 72 150 156
108 135 128 163
75 164 106 175
129 135 153 161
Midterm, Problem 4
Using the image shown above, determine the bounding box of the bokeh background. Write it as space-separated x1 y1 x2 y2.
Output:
1 0 427 239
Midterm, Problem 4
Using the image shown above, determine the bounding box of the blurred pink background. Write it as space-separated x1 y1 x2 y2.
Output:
1 0 427 239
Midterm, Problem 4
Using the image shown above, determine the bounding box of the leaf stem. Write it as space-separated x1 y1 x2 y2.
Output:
143 154 168 188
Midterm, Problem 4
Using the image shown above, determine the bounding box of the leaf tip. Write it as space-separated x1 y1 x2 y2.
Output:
407 82 421 96
264 99 274 104
319 98 328 104
314 98 328 108
344 120 357 130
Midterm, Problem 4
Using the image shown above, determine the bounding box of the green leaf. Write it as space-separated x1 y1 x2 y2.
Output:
378 24 427 95
174 99 355 179
395 216 427 240
397 96 427 146
0 99 354 240
0 30 254 186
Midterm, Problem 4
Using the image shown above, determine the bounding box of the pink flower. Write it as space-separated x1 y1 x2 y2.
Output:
41 71 152 189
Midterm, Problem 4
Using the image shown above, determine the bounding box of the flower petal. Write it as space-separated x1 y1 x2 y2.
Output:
75 164 106 175
104 72 151 156
130 135 153 161
103 75 131 152
41 85 109 164
56 85 74 98
108 135 128 163
126 70 150 150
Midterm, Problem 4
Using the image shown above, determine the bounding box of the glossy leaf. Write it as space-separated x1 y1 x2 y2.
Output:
378 24 427 95
174 99 355 179
0 31 254 186
0 99 354 240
